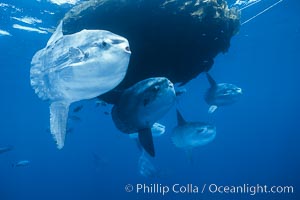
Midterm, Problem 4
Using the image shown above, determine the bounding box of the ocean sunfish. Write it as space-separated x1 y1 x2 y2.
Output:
111 77 176 157
205 73 242 113
30 21 131 149
171 109 216 153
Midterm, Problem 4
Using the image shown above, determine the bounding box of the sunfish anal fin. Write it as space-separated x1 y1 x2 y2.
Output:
138 128 155 157
68 47 85 62
50 101 70 149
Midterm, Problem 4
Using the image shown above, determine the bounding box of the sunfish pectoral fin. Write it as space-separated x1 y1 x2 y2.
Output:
138 128 155 157
208 105 218 114
68 47 85 62
50 101 70 149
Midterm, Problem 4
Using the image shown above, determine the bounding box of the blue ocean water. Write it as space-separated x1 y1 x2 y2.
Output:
0 0 299 200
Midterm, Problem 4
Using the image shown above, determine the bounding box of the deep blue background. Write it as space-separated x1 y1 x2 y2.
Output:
0 0 299 199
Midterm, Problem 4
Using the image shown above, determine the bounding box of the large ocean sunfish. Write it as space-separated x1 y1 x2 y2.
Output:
111 77 176 157
30 21 131 149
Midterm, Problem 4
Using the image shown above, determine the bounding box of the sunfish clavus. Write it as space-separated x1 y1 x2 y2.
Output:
30 21 131 149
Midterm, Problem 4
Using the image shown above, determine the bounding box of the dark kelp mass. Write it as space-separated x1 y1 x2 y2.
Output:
62 0 240 104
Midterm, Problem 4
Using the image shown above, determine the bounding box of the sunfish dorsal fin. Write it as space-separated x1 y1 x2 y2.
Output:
206 73 217 87
138 128 155 157
47 21 63 46
176 109 187 126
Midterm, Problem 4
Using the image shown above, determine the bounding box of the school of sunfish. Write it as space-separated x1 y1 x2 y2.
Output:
28 20 242 160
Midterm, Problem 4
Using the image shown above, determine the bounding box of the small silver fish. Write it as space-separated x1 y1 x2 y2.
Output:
0 145 13 154
95 100 107 107
12 160 30 168
73 105 83 112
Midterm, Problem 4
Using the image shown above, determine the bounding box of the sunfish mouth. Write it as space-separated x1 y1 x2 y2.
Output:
125 46 130 53
168 80 174 88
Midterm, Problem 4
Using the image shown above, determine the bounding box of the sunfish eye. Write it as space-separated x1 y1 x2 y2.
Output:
93 41 109 48
102 41 107 47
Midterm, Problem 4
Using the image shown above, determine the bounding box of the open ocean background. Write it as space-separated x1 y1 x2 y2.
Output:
0 0 299 199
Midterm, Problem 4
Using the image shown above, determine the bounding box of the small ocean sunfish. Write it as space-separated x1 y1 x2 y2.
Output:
171 110 216 150
112 77 176 157
205 73 242 113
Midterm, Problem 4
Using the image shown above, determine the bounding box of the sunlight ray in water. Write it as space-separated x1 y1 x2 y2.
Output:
238 0 262 11
241 0 284 25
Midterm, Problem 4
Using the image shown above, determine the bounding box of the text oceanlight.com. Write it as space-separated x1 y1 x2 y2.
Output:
124 183 294 196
